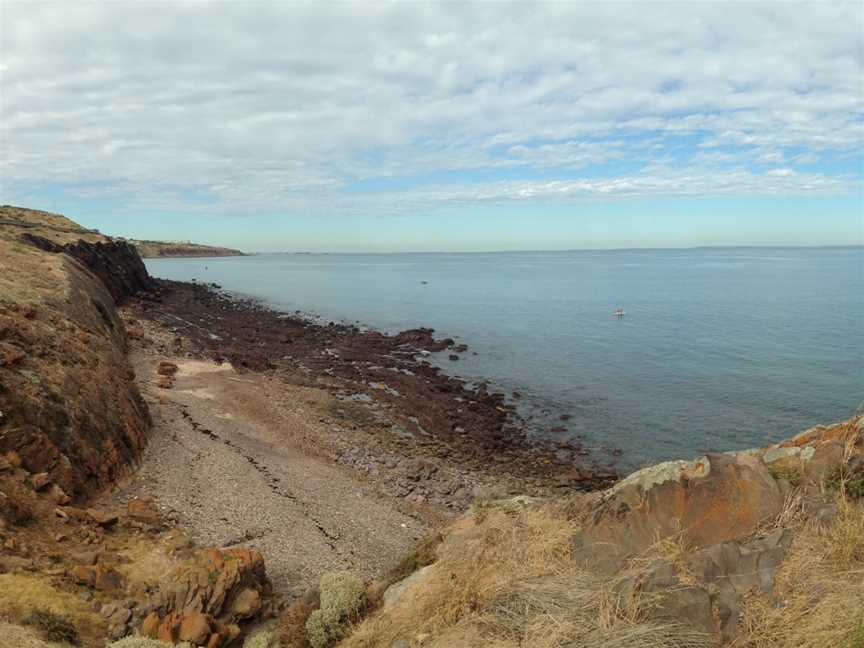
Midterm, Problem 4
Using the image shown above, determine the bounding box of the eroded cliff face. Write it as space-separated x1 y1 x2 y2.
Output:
0 206 153 498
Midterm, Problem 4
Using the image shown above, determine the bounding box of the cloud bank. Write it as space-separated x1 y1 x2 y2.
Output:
1 1 862 217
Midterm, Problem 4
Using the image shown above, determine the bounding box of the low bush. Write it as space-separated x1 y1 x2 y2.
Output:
107 638 193 648
21 610 79 646
305 572 366 648
243 628 280 648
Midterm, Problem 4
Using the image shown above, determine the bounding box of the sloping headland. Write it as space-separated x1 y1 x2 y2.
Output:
128 240 246 259
1 205 862 648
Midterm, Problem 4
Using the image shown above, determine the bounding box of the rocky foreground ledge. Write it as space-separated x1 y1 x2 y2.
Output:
338 415 864 648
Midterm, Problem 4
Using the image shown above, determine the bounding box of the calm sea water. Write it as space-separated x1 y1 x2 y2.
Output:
146 248 864 469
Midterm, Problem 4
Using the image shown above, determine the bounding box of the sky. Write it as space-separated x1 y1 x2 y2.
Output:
1 1 863 252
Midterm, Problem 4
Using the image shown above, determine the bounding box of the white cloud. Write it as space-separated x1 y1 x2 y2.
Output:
0 1 861 216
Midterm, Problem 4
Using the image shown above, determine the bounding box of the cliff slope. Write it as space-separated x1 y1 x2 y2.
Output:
0 207 274 648
0 205 153 498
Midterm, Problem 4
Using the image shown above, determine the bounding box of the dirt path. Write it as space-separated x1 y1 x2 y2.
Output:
109 351 431 594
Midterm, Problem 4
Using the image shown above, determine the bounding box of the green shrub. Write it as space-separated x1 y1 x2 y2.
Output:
826 464 864 499
767 463 804 486
852 619 864 648
244 629 280 648
22 610 79 646
107 638 193 648
305 572 366 648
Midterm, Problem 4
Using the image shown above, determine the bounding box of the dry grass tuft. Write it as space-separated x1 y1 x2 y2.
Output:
0 574 104 646
648 530 696 579
731 494 864 647
341 500 714 648
278 595 317 648
0 622 63 648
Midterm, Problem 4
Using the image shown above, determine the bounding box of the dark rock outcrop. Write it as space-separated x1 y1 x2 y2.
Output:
21 233 155 304
64 239 155 304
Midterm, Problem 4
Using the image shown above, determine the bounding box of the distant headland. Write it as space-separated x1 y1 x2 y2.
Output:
124 238 246 258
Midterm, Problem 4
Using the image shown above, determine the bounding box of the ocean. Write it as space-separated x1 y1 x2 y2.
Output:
145 247 864 470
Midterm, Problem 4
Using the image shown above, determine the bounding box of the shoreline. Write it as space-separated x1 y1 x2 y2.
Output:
128 278 619 507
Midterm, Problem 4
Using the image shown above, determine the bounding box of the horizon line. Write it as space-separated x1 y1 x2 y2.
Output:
237 244 864 256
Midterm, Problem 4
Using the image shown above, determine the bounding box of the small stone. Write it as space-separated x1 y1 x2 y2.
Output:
30 472 52 491
157 361 179 376
47 484 71 505
108 623 126 640
86 509 119 526
128 497 160 524
109 607 132 627
71 550 99 566
71 564 124 591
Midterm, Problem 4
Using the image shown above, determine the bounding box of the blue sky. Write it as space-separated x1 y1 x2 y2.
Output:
1 2 862 252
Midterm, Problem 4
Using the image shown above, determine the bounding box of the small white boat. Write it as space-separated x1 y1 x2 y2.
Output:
613 309 625 317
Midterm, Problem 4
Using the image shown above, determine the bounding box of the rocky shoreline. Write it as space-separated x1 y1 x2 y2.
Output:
126 279 618 510
3 206 863 647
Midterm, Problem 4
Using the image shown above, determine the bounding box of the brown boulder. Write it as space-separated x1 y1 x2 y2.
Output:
128 496 160 524
158 361 179 376
158 375 174 389
572 452 784 572
71 564 124 591
127 323 146 339
47 484 71 505
30 472 52 491
86 508 119 526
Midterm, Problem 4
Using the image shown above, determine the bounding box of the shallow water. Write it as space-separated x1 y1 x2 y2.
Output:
146 247 864 469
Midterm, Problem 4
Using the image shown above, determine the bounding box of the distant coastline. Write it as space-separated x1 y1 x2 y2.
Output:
127 238 246 258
